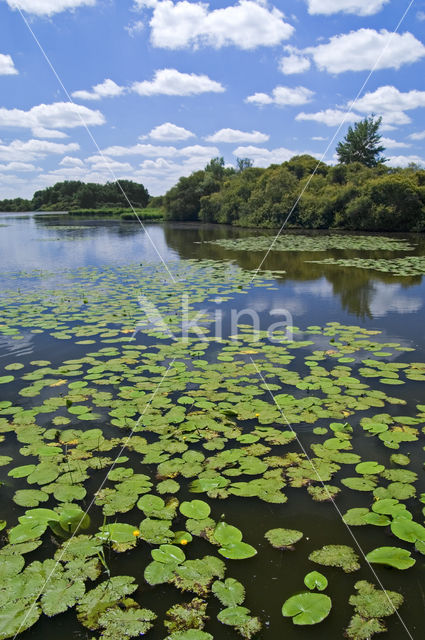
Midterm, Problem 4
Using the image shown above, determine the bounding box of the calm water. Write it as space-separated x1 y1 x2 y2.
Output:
0 213 425 640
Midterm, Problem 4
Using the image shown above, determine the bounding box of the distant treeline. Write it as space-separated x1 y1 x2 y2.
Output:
0 180 149 212
163 156 425 232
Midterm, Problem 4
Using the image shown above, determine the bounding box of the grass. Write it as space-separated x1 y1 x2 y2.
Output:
69 207 164 221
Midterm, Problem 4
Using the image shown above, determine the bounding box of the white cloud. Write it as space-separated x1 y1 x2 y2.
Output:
205 128 269 143
0 102 105 134
386 155 424 168
381 137 410 149
32 127 68 139
72 79 125 101
101 142 219 159
141 0 294 50
312 136 327 141
132 69 225 96
59 156 84 167
0 139 79 162
353 86 425 115
305 0 389 16
307 29 425 74
232 145 296 166
279 51 311 75
4 0 96 16
296 109 359 126
246 85 314 107
417 10 425 21
0 161 39 172
145 122 195 141
409 131 425 141
86 156 134 172
0 53 18 75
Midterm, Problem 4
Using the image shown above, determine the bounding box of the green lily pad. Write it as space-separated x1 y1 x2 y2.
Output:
180 500 211 520
304 571 328 591
265 528 303 549
309 545 360 573
152 544 186 565
366 546 415 570
212 578 245 607
218 542 257 560
282 592 332 625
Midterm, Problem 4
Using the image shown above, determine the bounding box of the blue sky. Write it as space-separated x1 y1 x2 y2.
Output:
0 0 425 198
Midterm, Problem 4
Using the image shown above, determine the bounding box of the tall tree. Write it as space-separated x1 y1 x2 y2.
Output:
336 116 387 167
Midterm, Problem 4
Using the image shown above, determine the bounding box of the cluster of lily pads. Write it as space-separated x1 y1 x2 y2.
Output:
308 256 425 277
204 234 414 253
0 258 424 639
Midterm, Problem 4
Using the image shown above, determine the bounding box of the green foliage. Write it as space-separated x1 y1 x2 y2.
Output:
336 116 387 167
0 180 150 212
161 149 425 231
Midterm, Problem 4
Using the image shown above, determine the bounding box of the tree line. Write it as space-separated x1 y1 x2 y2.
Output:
0 180 149 212
163 118 425 231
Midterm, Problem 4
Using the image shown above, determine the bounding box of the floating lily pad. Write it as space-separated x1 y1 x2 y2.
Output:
180 500 211 520
366 546 415 570
304 571 328 592
309 545 360 573
265 528 303 549
282 592 332 625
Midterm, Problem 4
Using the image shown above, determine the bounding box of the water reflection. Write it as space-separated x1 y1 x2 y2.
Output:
0 213 424 322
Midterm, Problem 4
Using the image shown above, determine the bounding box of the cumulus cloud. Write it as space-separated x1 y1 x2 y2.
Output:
306 29 425 74
4 0 96 16
305 0 389 16
409 131 425 140
0 102 105 135
0 161 39 172
296 109 359 126
205 128 269 143
145 122 195 141
60 156 84 167
138 0 294 50
0 139 79 162
353 86 425 116
72 79 125 101
101 142 219 159
386 155 424 168
380 137 410 149
32 127 69 139
246 85 314 107
132 69 225 96
0 54 18 75
279 50 311 75
232 145 297 166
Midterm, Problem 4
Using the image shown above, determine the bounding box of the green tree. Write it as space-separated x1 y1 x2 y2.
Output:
336 116 387 167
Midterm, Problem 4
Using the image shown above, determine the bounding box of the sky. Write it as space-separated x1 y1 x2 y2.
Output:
0 0 425 199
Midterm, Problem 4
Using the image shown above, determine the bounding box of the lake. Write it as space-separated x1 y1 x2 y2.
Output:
0 212 424 640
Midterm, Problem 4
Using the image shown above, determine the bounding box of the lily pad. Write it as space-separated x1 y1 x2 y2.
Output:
265 528 303 549
366 546 415 570
309 545 360 573
282 592 332 625
304 571 328 592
